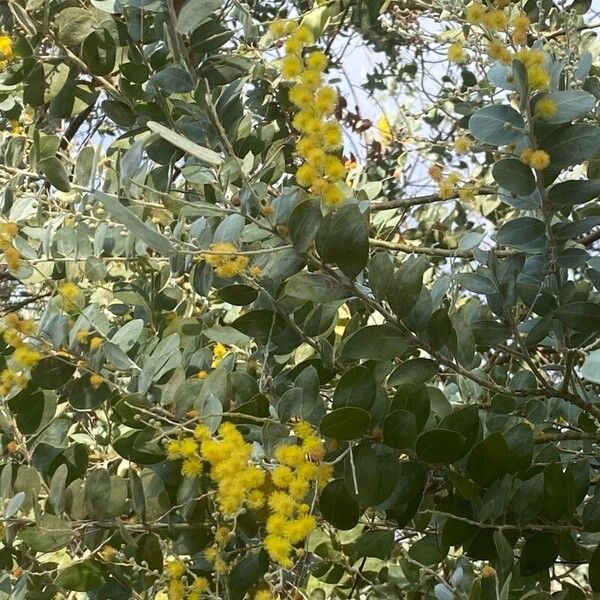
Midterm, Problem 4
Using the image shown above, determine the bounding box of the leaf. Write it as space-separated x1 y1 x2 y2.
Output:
284 272 350 303
416 429 466 464
555 302 600 331
468 105 526 146
383 409 417 449
519 533 559 576
39 157 71 192
56 7 96 45
151 67 194 93
288 199 323 252
315 205 369 278
319 479 360 530
541 124 600 167
466 432 508 486
582 494 600 532
341 324 409 360
582 350 600 384
217 284 258 306
31 357 76 390
471 320 512 346
111 319 144 352
8 387 56 434
82 30 116 76
387 256 429 318
176 0 223 35
454 273 497 294
391 383 430 431
55 560 107 592
332 366 376 411
492 158 536 196
388 358 437 386
320 407 370 440
408 535 449 566
352 529 394 561
19 514 72 552
496 217 546 251
49 465 68 515
85 468 111 519
213 213 245 243
147 121 222 166
548 179 600 208
4 492 25 519
229 551 269 600
427 309 453 350
535 90 597 124
344 445 399 508
591 544 600 592
95 191 173 256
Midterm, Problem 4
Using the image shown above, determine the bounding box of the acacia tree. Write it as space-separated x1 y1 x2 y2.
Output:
0 0 600 598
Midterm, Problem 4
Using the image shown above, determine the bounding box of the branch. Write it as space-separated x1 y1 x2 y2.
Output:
369 237 516 258
369 187 497 212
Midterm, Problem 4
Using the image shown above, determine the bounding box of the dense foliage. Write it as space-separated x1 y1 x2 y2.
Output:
0 0 600 598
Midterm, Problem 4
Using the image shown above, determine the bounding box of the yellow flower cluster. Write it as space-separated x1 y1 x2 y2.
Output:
436 172 461 200
535 96 558 119
0 35 13 70
202 242 249 278
90 373 104 389
211 343 229 368
167 422 265 516
516 48 550 90
448 43 467 64
520 148 550 170
0 221 20 272
202 422 266 515
454 136 472 155
272 21 346 207
0 313 41 396
0 369 28 397
163 559 209 600
264 421 332 568
464 3 550 89
57 281 84 312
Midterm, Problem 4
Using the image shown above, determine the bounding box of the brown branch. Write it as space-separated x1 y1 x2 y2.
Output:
580 228 600 247
369 237 516 258
369 187 497 212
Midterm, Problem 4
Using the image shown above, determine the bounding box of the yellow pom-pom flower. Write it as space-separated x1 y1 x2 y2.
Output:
165 559 186 579
448 43 467 64
323 155 346 180
322 123 343 149
483 9 508 30
289 84 313 108
305 50 328 71
465 3 486 24
527 65 550 90
13 345 42 368
512 13 530 30
281 54 304 79
90 373 104 389
535 96 558 119
454 136 472 154
269 19 287 39
322 183 344 206
294 25 314 45
314 86 338 115
285 36 304 55
296 163 318 187
301 68 322 89
529 149 551 170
